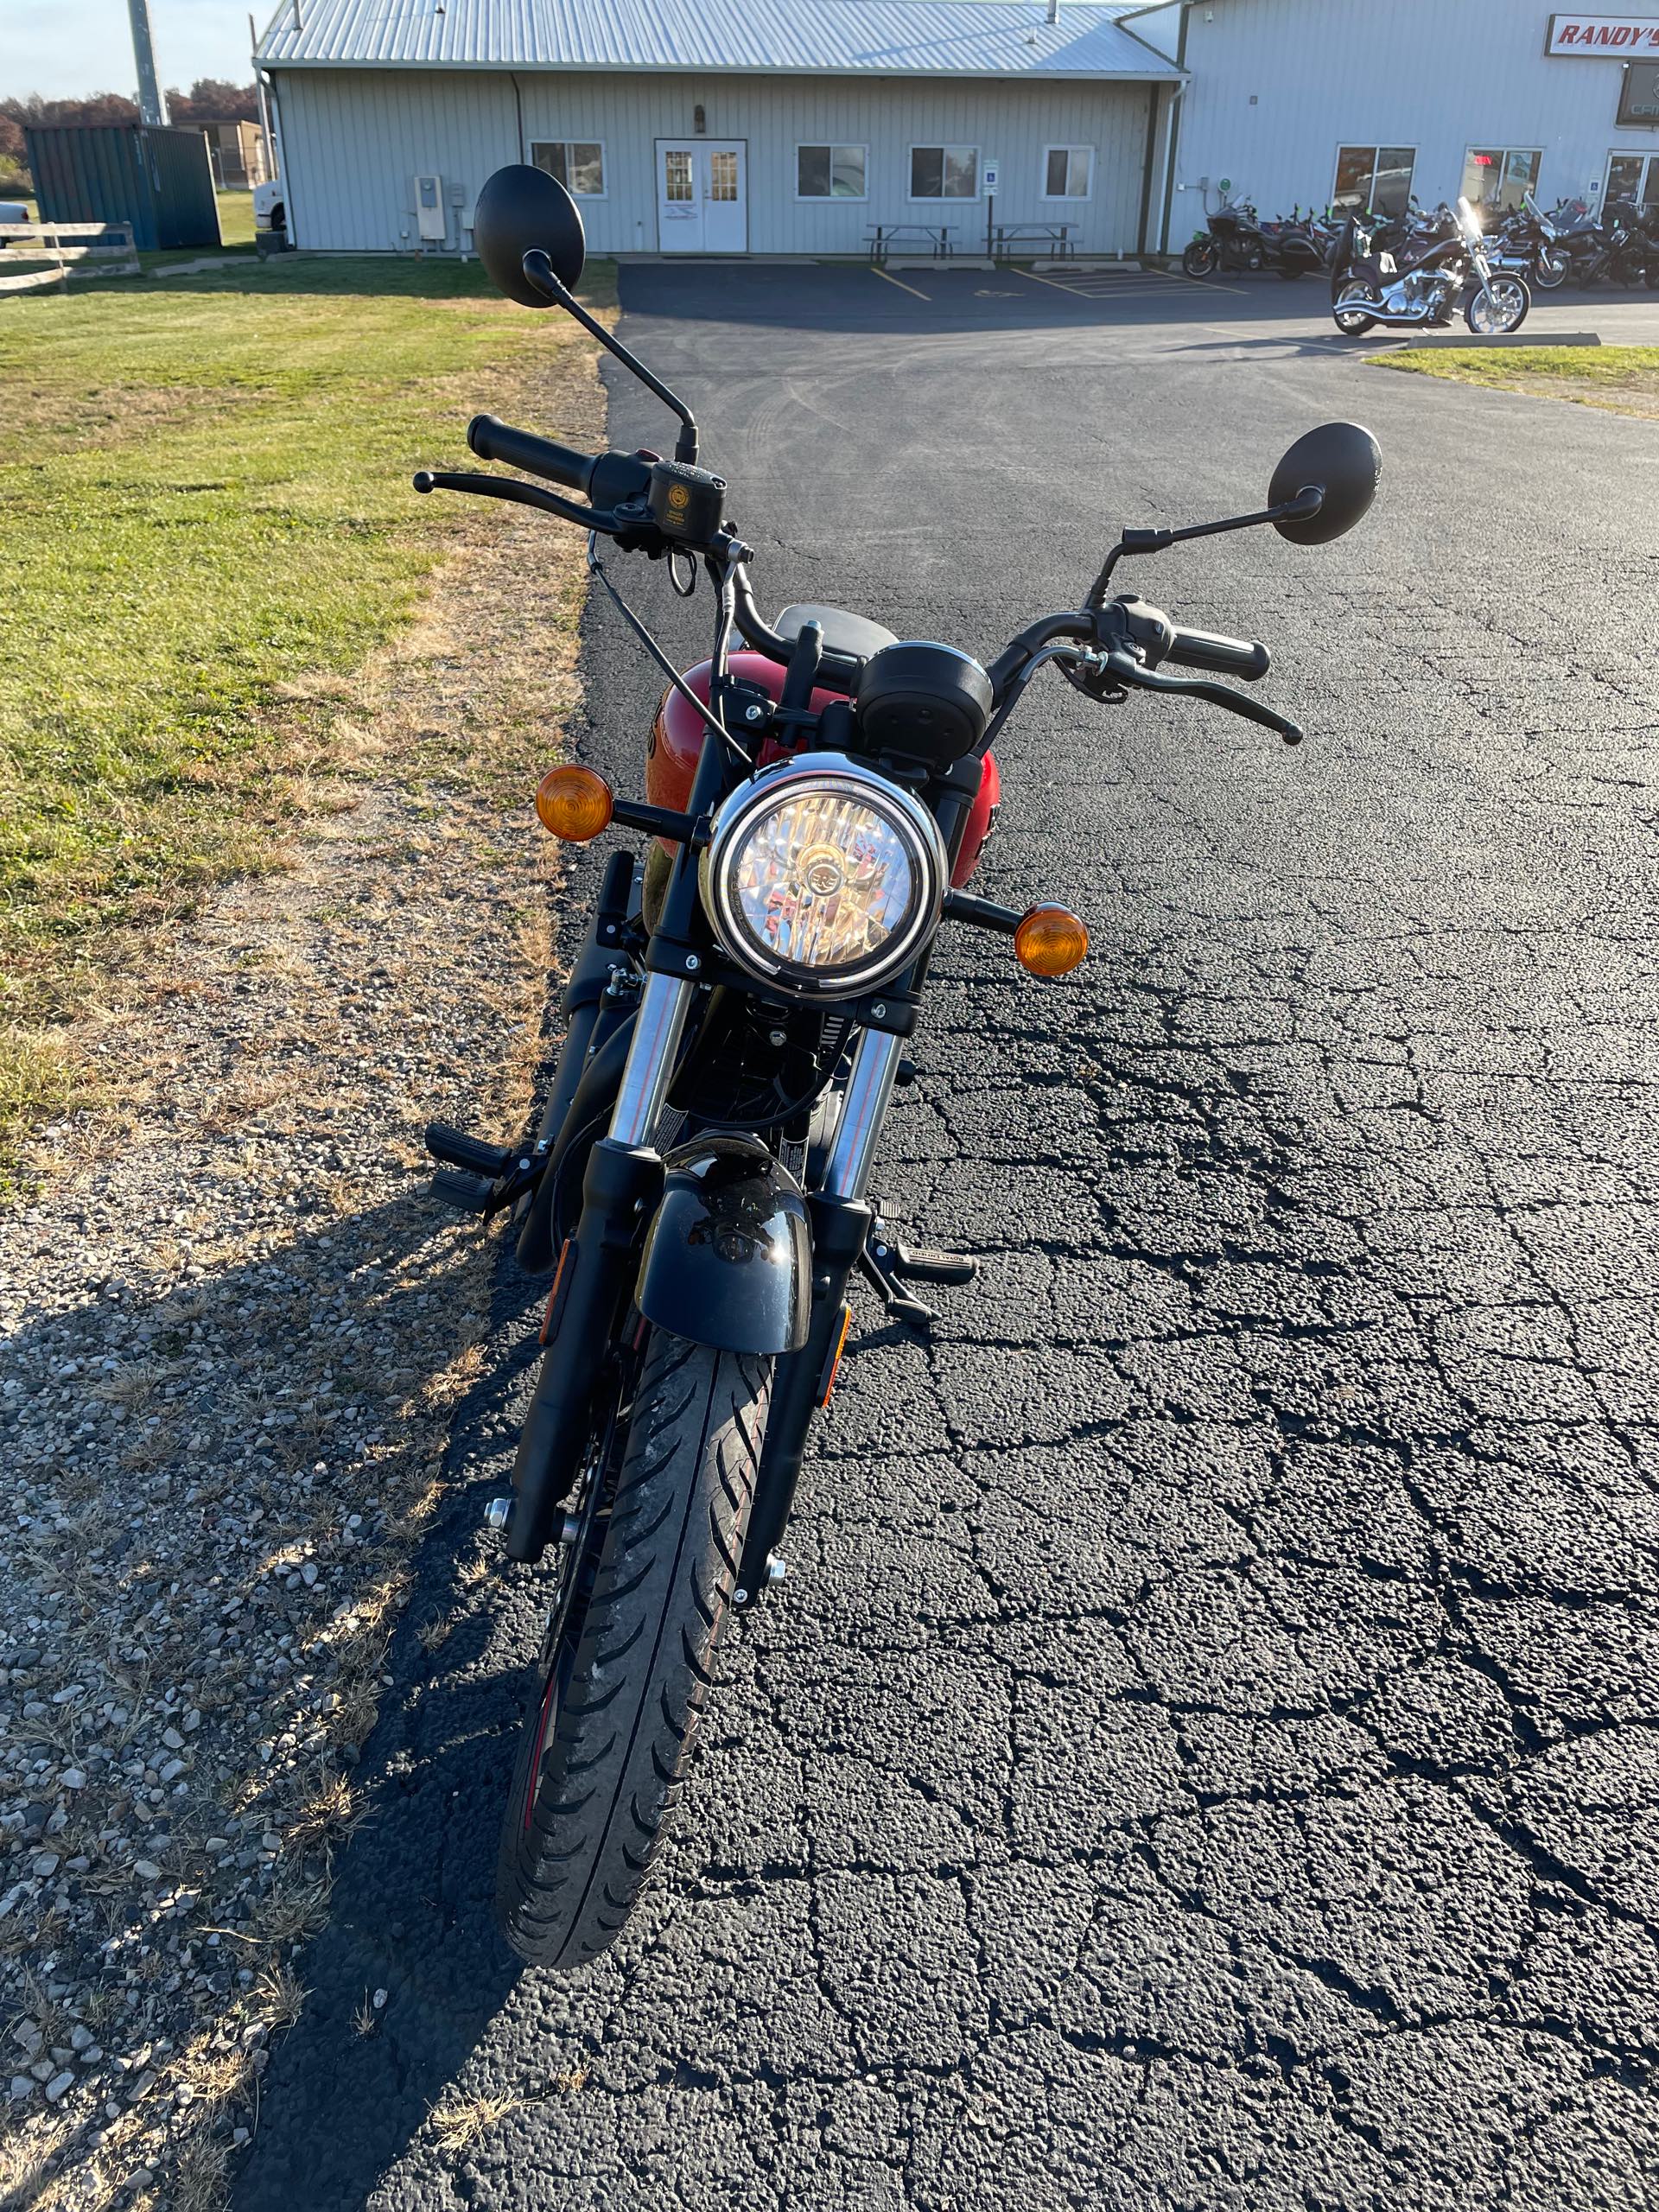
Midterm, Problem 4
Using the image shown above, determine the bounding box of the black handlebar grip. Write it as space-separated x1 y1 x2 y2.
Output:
467 413 595 496
1164 626 1272 683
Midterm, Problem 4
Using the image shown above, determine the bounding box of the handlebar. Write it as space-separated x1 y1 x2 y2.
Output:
429 416 1297 742
468 413 596 495
1163 625 1271 682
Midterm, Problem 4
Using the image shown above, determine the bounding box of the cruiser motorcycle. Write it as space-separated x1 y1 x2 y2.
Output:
1484 193 1576 290
416 164 1382 1969
1183 189 1328 279
1331 195 1529 335
1529 194 1648 289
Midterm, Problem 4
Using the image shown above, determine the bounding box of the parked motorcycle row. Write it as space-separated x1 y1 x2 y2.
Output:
1182 194 1343 280
1484 192 1659 293
1185 181 1659 339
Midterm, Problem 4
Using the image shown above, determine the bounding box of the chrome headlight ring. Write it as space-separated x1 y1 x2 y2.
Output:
698 753 949 999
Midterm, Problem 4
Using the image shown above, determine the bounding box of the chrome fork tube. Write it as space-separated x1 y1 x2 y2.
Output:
823 1028 902 1200
608 974 694 1147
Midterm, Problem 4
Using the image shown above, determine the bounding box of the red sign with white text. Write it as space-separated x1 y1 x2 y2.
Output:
1547 14 1659 54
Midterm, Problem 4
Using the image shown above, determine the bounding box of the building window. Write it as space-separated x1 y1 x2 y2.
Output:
1461 147 1541 213
1043 146 1094 200
709 149 739 203
531 140 606 197
910 145 978 200
1332 144 1415 216
1606 149 1659 212
797 144 868 200
663 149 693 203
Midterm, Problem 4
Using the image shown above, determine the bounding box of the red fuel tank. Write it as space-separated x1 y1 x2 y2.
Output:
646 652 1000 888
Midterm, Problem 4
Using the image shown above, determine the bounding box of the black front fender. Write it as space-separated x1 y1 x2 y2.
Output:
636 1137 811 1356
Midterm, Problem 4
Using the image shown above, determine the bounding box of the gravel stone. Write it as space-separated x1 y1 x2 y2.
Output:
0 444 587 2206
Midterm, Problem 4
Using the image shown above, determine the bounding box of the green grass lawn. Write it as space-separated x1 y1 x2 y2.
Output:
1372 343 1659 418
216 188 255 247
0 252 613 1160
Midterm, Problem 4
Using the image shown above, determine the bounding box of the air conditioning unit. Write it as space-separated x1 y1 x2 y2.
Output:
414 174 447 242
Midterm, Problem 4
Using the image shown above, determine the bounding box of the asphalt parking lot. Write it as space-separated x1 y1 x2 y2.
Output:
238 266 1659 2210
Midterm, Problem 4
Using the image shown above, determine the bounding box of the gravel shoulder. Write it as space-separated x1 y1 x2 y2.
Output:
0 414 596 2210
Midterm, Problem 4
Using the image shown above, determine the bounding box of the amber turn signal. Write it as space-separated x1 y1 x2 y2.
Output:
536 764 613 842
1014 904 1088 977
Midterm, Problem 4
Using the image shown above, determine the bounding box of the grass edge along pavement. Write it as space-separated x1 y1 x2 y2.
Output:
0 251 615 1188
0 350 607 2209
1370 342 1659 419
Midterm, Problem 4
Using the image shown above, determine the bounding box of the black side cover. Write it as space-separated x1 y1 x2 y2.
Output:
636 1138 811 1356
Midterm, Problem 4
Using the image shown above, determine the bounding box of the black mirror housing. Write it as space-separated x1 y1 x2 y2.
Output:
473 163 586 306
1270 422 1382 543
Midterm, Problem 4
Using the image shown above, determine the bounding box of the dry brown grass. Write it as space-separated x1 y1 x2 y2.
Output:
429 2089 528 2154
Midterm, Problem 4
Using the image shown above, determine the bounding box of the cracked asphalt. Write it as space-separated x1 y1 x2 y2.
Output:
234 270 1659 2209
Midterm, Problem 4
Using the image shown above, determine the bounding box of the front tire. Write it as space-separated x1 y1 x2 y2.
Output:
1182 238 1217 278
1532 247 1569 290
496 1330 770 1969
1465 272 1529 334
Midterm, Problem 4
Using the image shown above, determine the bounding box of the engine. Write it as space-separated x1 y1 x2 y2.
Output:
1383 269 1456 321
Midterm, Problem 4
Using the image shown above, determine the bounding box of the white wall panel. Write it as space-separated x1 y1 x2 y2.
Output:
1163 0 1659 245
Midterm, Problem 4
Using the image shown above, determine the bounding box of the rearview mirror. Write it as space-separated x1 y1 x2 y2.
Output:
473 163 585 306
1269 421 1381 544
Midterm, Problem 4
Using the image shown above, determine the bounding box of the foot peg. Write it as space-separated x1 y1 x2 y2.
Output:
858 1221 980 1331
424 1123 550 1219
431 1166 497 1215
426 1122 514 1179
881 1236 977 1287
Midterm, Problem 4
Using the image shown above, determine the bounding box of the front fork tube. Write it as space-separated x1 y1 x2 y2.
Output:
505 976 696 1562
736 1026 902 1599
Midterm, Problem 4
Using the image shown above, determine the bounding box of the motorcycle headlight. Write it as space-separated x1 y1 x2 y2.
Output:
699 753 949 997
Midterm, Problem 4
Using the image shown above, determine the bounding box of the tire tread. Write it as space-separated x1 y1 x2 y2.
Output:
495 1331 768 1968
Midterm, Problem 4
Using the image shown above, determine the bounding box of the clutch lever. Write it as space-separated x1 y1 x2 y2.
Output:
1079 646 1305 747
412 467 623 537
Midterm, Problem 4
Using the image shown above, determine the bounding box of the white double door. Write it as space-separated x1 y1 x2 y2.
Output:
656 141 747 253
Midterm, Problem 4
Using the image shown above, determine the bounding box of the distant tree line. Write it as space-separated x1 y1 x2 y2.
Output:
0 82 261 188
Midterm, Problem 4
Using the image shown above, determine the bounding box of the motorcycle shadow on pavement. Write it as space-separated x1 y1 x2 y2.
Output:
227 1236 546 2211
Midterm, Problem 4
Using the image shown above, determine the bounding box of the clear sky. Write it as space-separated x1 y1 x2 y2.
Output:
7 1 260 100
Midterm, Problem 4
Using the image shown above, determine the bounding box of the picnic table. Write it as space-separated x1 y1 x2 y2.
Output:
867 224 956 263
992 223 1076 260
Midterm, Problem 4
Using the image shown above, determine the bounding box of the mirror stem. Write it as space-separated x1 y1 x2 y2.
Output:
521 250 700 463
1086 485 1324 607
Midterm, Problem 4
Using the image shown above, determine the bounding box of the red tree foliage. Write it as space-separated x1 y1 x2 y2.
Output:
0 83 260 181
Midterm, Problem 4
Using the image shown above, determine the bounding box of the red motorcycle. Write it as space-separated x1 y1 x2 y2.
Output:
416 164 1382 1969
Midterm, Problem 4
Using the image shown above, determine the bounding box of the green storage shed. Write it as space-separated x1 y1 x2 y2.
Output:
23 124 221 252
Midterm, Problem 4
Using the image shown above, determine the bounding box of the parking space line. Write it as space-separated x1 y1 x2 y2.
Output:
1014 264 1090 297
872 264 931 301
1149 265 1252 296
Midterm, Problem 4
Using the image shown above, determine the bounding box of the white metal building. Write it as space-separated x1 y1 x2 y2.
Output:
1129 2 1659 249
252 0 1184 258
254 0 1659 260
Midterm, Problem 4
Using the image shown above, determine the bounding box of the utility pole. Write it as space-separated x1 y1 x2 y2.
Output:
128 0 168 127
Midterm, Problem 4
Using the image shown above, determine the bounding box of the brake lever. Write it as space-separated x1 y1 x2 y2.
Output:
1093 646 1305 746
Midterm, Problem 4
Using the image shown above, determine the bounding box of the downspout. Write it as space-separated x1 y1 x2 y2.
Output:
1156 5 1191 257
510 71 526 162
249 16 274 182
265 71 293 244
1135 82 1160 256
